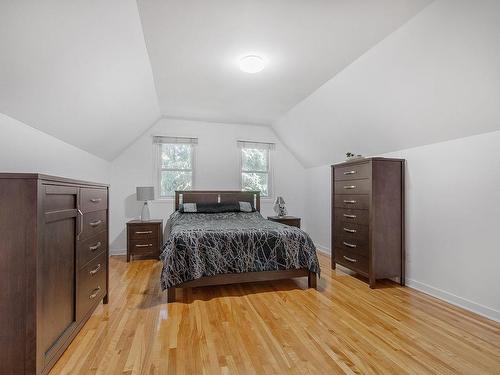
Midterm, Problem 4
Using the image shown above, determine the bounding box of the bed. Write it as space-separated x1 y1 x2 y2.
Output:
161 190 320 302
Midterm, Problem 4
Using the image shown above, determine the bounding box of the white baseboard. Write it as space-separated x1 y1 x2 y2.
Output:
406 278 500 323
110 248 126 256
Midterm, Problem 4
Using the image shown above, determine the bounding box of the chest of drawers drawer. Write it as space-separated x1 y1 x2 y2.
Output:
79 210 107 241
334 195 370 210
335 247 368 275
334 179 371 195
80 188 108 213
78 231 107 268
77 252 106 320
334 162 370 181
335 208 369 226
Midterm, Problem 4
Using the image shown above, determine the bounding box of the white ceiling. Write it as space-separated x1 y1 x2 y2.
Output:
137 0 433 125
0 0 160 160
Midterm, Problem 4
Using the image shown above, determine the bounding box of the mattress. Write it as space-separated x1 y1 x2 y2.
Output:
160 211 320 289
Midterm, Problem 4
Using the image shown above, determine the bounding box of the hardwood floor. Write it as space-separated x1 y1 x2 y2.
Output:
50 253 500 375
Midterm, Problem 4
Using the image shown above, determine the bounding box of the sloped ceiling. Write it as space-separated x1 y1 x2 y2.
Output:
0 0 160 160
273 0 500 167
137 0 432 125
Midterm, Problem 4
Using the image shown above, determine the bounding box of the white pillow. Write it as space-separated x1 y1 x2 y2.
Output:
239 201 253 212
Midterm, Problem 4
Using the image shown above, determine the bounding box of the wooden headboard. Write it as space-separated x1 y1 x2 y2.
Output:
175 190 261 212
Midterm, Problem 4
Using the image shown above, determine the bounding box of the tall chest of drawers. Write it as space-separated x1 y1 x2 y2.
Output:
0 174 109 374
331 158 405 287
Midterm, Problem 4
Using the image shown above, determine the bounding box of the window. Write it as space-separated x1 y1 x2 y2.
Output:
238 141 275 197
154 136 197 198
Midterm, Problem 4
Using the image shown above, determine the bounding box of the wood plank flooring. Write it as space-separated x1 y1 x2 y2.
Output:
50 253 500 374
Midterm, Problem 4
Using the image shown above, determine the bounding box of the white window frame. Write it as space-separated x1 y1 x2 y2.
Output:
238 141 275 198
153 136 197 199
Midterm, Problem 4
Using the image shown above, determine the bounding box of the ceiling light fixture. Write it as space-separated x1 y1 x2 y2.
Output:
239 55 266 74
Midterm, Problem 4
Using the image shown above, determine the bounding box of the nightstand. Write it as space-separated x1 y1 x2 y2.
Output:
126 219 163 262
267 216 301 228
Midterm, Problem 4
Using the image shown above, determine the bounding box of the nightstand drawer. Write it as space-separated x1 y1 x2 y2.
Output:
129 239 159 257
334 162 370 181
129 224 159 240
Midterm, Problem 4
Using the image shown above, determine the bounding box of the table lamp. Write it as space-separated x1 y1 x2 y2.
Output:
136 186 154 221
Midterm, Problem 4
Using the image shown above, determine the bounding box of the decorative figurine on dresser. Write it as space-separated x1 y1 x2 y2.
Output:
331 157 405 288
0 173 109 375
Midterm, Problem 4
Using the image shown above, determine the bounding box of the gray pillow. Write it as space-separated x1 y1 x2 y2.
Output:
239 201 253 212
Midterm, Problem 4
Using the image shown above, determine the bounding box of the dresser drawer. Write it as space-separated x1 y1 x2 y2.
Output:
77 252 106 320
334 233 369 256
334 208 369 226
334 195 369 210
128 223 159 240
335 247 368 274
79 210 107 241
334 179 371 195
80 188 107 213
334 162 370 181
334 221 369 242
78 231 107 268
129 238 159 258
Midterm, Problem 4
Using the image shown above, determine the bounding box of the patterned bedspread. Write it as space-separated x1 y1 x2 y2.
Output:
160 211 320 289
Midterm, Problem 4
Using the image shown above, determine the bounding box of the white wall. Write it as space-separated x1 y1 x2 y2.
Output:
109 117 307 252
303 131 500 322
273 0 500 167
0 113 110 182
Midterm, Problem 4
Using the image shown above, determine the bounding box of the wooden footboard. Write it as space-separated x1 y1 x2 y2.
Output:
167 269 317 303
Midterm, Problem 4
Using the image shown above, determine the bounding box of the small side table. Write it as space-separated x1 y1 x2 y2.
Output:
126 219 163 262
267 216 301 228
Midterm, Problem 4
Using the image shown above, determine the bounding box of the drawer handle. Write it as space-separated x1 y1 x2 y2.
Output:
343 255 358 263
89 241 102 251
136 244 153 248
90 263 101 275
344 170 356 175
89 220 102 227
89 286 101 299
343 228 357 233
135 230 153 234
343 200 357 204
90 198 102 203
344 185 356 189
343 241 357 248
343 214 357 218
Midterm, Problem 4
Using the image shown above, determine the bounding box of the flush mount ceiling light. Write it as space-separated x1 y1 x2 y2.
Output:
239 55 266 74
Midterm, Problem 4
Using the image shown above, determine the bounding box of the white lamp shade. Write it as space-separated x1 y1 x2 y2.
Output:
136 186 154 201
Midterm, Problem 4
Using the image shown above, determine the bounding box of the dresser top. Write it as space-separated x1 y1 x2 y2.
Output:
0 173 109 187
332 157 405 167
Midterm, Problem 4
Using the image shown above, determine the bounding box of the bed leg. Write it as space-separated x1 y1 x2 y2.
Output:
167 288 176 303
308 272 317 289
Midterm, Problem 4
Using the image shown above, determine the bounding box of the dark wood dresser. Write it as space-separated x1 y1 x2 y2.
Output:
127 219 163 261
331 158 405 287
0 173 109 374
267 216 301 228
